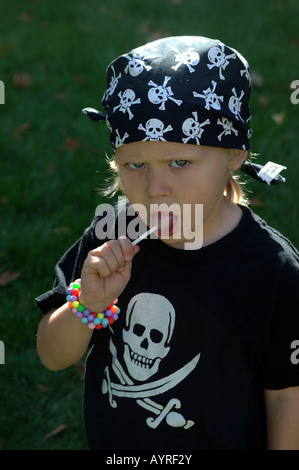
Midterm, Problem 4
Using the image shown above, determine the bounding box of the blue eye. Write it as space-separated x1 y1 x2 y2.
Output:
170 160 189 168
128 162 145 170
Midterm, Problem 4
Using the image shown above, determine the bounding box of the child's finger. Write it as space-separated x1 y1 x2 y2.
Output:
101 241 125 274
87 252 113 278
106 239 128 272
87 238 139 278
118 237 140 262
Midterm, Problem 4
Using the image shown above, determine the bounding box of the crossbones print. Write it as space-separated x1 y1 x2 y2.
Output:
171 47 200 73
138 118 173 141
147 76 182 110
182 111 210 144
104 65 122 99
217 117 238 141
228 88 245 121
113 89 141 120
102 293 201 430
240 67 251 83
114 129 129 148
123 53 152 77
193 80 224 110
207 44 236 80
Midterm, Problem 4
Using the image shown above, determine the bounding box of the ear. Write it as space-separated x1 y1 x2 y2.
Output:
228 149 248 171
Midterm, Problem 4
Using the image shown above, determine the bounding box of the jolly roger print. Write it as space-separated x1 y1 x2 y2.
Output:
99 36 252 151
101 293 201 430
86 37 286 186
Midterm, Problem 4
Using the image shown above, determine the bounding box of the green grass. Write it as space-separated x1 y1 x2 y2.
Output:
0 0 298 450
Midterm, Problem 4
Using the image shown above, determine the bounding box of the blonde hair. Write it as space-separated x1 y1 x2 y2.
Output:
100 153 249 206
224 174 249 206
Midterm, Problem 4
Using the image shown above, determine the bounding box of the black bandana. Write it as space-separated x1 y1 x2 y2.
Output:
83 36 286 185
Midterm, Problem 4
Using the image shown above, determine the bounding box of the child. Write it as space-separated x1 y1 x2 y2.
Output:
36 36 299 450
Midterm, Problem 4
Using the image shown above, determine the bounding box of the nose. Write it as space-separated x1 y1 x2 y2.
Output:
146 168 171 199
140 338 148 350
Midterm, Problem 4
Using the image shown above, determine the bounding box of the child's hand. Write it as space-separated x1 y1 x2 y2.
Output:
78 237 140 313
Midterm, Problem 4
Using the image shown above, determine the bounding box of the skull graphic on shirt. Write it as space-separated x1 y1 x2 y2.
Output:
122 293 176 381
102 293 201 430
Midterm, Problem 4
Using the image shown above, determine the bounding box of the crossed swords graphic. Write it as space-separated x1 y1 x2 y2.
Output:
102 339 200 429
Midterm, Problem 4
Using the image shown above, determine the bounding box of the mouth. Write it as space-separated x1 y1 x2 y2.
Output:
151 211 176 238
125 344 156 370
129 348 155 369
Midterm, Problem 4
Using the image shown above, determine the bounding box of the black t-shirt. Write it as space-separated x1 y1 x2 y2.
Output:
35 204 299 450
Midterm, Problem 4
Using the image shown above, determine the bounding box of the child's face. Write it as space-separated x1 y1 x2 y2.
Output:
115 141 245 249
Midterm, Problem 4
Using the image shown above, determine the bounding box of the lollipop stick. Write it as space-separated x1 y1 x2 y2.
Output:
132 226 157 245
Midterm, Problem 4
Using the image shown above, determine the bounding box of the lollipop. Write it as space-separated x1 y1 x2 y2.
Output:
131 226 157 245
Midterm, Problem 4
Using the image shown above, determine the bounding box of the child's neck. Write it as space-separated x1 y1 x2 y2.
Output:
201 199 243 248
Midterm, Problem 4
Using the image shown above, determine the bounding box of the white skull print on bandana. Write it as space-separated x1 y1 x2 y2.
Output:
83 35 287 184
100 36 252 150
102 293 200 430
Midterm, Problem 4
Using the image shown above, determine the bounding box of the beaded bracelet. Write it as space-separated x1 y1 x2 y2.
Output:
66 279 120 330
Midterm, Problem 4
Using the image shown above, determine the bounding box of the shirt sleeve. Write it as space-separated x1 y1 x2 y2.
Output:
261 261 299 390
35 219 101 315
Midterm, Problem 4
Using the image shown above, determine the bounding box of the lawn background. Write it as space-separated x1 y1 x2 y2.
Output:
0 0 298 450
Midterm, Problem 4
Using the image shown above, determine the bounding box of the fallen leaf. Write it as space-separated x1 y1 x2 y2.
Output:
11 122 31 142
13 73 32 88
89 146 101 155
37 383 51 393
137 21 151 35
99 5 108 15
116 10 124 19
50 226 70 235
0 271 20 286
274 2 284 10
271 111 286 125
45 162 56 175
19 12 33 22
0 44 10 58
62 137 81 152
45 424 67 440
54 93 65 101
82 26 93 34
251 71 264 89
0 197 8 207
258 95 269 107
250 197 264 207
74 74 84 84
